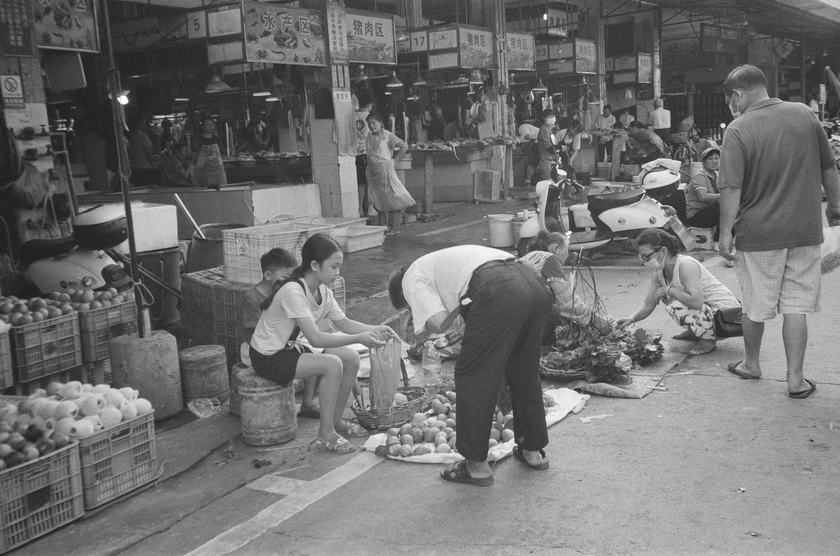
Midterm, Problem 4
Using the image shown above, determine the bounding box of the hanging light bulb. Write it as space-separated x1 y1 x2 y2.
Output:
109 90 131 105
413 74 427 87
624 88 633 100
386 71 403 89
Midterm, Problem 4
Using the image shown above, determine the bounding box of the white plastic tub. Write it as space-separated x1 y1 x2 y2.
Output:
332 225 387 253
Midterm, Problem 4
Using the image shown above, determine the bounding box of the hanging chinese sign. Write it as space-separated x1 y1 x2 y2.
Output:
345 10 396 65
34 0 100 53
574 39 597 74
637 53 653 84
458 26 494 69
242 1 326 66
505 31 535 71
700 23 741 55
326 0 348 64
538 39 596 75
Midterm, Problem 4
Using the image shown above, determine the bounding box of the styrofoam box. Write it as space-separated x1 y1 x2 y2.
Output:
115 203 178 254
296 216 368 229
332 225 387 253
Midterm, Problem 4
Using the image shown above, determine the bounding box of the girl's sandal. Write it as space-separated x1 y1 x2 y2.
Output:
317 434 357 454
337 421 369 438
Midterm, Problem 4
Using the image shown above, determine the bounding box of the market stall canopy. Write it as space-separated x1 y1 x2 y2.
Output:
649 0 840 47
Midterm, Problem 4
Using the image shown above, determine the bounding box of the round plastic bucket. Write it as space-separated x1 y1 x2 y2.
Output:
487 214 514 248
596 162 612 179
186 223 246 273
690 162 704 178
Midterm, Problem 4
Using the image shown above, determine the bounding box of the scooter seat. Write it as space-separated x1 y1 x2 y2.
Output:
19 237 76 266
587 189 646 217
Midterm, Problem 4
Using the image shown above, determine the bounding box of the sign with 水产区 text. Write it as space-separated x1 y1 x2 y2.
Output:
242 2 326 66
346 10 396 64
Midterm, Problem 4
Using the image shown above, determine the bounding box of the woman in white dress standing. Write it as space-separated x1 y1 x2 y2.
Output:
365 114 415 236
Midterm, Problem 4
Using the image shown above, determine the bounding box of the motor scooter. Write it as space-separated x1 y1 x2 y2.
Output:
19 205 133 294
518 166 686 255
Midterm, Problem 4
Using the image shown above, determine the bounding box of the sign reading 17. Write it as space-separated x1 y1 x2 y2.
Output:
413 35 425 48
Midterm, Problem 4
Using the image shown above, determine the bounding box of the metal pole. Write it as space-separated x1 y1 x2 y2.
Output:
101 0 146 338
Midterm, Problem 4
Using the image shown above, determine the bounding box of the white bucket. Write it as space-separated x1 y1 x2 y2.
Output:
597 162 612 179
690 162 704 178
487 214 515 248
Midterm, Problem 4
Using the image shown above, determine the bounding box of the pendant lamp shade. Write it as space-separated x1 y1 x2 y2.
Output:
386 72 403 89
532 79 548 93
205 75 233 93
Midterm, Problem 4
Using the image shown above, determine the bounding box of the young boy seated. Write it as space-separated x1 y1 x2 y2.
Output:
240 248 320 418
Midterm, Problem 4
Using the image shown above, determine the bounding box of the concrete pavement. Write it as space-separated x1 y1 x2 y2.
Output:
13 200 840 556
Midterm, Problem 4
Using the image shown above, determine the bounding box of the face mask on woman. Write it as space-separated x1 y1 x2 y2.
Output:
643 248 666 271
545 117 556 126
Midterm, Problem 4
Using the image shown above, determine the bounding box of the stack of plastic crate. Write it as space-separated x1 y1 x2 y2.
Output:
78 301 137 386
9 314 82 396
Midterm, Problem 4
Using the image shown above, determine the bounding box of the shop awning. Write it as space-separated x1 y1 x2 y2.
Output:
652 0 840 46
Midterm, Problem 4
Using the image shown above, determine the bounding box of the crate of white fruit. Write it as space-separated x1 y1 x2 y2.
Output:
362 388 590 463
34 380 159 509
0 396 84 554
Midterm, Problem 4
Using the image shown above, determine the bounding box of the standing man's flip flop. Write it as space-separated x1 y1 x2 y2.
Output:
727 360 760 380
789 379 816 399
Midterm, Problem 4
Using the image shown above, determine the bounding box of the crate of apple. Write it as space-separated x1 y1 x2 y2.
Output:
0 289 134 327
50 288 134 313
0 296 75 327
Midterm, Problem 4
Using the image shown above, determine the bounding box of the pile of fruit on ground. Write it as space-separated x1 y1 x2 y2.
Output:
376 390 516 458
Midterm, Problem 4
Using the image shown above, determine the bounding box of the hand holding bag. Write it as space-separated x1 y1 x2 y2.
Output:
714 307 743 338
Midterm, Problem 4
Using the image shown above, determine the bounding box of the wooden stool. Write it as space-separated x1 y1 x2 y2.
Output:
236 367 297 446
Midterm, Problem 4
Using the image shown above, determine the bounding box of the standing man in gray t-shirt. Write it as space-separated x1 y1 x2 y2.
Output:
718 64 840 398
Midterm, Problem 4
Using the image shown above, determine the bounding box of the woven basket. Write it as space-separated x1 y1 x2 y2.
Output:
351 387 427 431
539 363 587 381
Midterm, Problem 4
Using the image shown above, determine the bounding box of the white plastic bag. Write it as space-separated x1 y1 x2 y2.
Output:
822 226 840 274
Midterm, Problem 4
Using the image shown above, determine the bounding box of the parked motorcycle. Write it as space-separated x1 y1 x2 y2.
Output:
518 166 686 256
19 205 133 294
